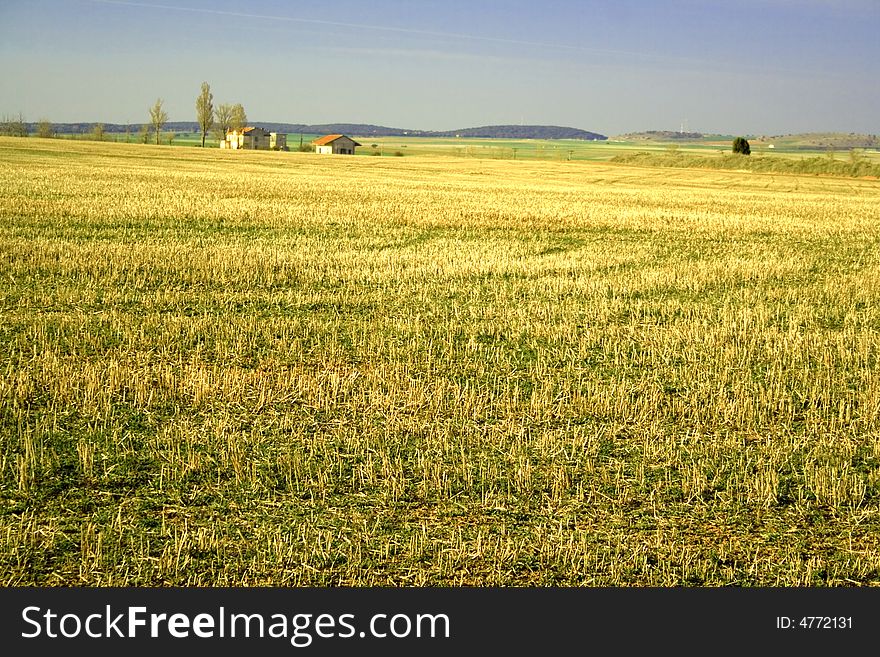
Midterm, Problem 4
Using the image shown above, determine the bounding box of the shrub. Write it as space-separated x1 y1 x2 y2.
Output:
732 137 751 155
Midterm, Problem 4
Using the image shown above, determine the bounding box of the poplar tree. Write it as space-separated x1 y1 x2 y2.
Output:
230 103 247 132
196 82 214 147
149 98 168 146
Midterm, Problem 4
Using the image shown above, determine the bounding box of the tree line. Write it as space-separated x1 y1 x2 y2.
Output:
2 82 246 146
0 113 55 138
148 82 246 146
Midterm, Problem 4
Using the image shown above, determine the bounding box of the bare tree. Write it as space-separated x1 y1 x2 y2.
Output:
196 81 214 147
92 123 105 141
230 103 247 132
149 98 168 145
1 113 28 137
213 103 233 143
138 123 150 144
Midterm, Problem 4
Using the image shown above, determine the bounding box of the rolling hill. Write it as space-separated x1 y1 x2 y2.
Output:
28 121 607 141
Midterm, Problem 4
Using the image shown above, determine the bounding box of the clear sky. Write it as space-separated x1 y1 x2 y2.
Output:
1 0 877 136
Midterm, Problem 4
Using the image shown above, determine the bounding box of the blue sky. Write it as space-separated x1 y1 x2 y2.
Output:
1 0 877 135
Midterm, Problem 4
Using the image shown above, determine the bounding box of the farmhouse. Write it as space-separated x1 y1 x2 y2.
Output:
313 134 361 155
221 127 287 150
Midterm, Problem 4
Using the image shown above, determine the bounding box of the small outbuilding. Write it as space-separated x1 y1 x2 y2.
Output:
313 134 361 155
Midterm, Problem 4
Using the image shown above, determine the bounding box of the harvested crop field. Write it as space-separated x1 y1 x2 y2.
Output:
2 137 880 585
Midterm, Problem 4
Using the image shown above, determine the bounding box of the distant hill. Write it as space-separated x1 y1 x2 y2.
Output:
30 121 606 141
434 125 606 140
260 123 415 137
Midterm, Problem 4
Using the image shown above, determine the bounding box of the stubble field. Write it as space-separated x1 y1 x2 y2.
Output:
2 137 880 585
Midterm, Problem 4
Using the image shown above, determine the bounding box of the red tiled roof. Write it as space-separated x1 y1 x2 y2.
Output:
312 134 361 146
313 134 344 145
227 127 263 135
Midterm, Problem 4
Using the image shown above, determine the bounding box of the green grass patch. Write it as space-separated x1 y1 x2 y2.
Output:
611 151 880 178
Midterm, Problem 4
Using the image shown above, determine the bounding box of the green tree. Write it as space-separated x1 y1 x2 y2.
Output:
149 98 168 145
230 103 247 132
138 123 150 144
196 81 214 147
732 136 751 155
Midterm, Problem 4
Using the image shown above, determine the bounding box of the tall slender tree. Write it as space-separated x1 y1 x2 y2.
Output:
196 82 214 147
230 103 247 132
149 98 168 145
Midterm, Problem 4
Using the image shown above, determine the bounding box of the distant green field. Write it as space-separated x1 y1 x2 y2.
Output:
355 137 611 161
611 151 880 178
53 129 880 165
349 135 880 163
350 136 745 162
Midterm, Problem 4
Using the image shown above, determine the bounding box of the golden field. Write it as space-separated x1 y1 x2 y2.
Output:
2 137 880 585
